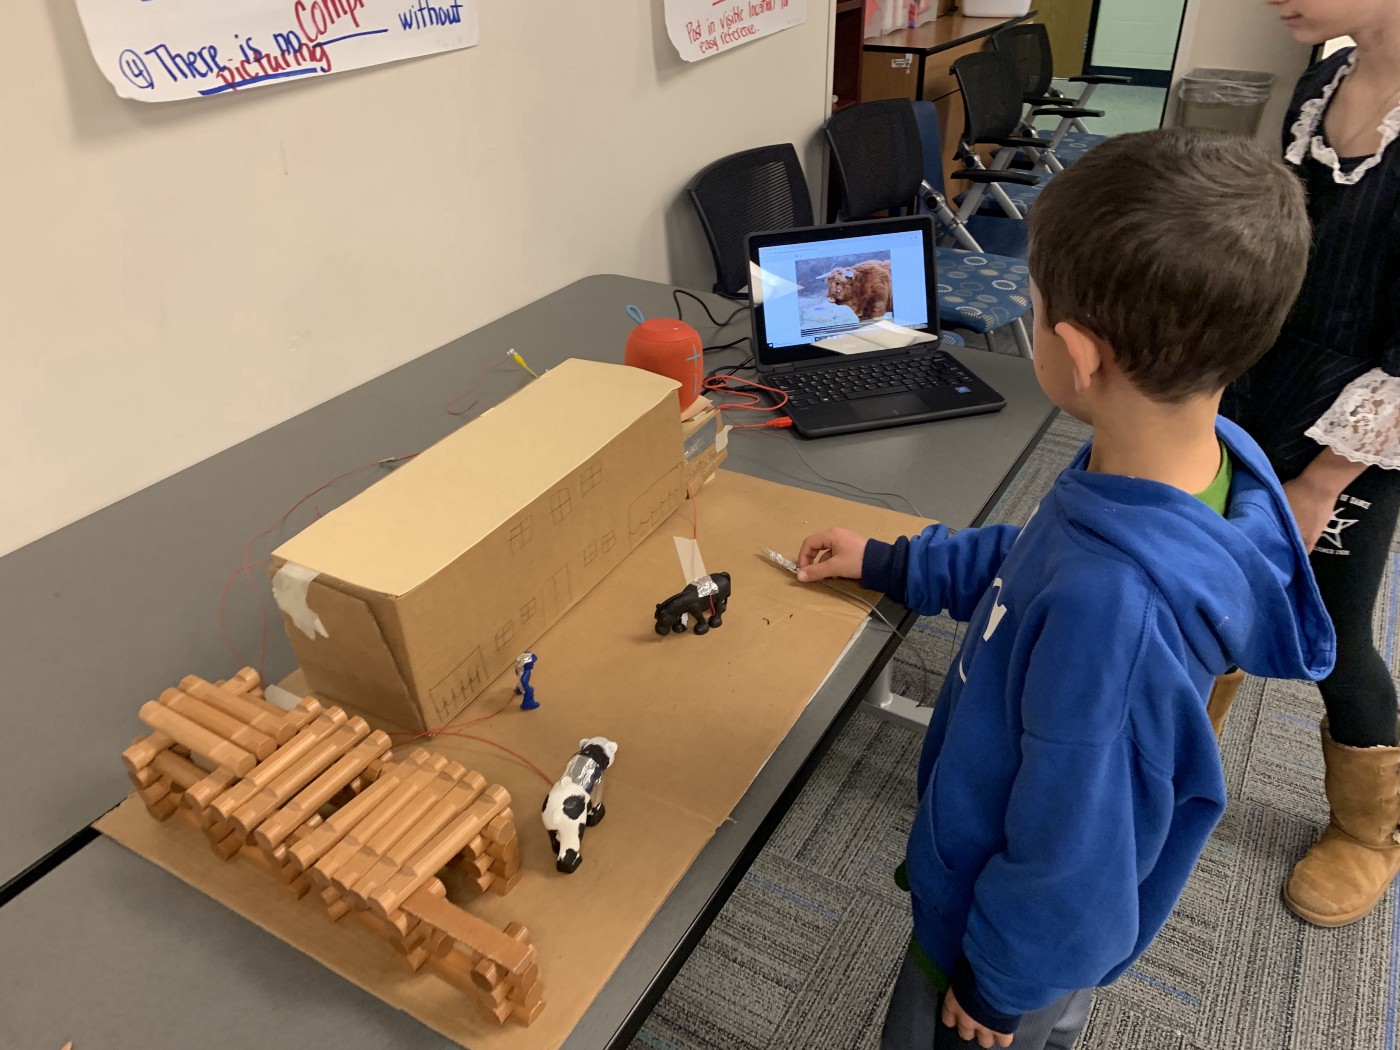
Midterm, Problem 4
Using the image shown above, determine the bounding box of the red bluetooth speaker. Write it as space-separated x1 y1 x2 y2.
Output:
624 318 703 413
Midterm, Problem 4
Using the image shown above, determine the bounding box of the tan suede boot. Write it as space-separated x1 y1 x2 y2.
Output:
1283 719 1400 927
1207 670 1245 743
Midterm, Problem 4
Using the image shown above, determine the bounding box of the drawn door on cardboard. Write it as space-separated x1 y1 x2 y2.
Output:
542 565 573 625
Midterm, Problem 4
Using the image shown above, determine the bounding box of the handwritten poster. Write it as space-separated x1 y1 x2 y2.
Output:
73 0 480 103
665 0 807 62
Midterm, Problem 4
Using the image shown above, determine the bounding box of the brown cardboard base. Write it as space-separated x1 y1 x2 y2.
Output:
98 470 925 1048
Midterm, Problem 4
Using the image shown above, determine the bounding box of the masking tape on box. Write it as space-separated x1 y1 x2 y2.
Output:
673 536 708 587
271 562 330 640
684 419 717 461
716 425 731 452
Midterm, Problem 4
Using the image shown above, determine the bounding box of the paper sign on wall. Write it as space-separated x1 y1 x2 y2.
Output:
73 0 479 103
665 0 807 62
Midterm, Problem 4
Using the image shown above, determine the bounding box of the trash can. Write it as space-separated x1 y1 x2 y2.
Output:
1178 68 1275 136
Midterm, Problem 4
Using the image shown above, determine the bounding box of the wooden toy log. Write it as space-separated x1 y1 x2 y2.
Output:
403 884 533 975
489 871 521 895
225 722 366 834
371 786 510 918
209 710 348 821
287 770 404 872
333 763 468 898
347 772 486 907
285 695 325 732
158 689 277 760
185 768 238 811
252 731 392 850
180 675 290 734
138 702 255 776
122 731 173 774
312 756 448 890
311 760 447 888
148 748 213 792
483 812 516 846
138 779 171 807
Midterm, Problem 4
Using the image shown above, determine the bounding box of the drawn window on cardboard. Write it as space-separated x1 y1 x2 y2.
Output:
601 530 616 554
495 621 516 651
520 598 538 624
429 646 487 721
580 461 603 495
583 540 599 566
550 488 573 524
509 517 533 554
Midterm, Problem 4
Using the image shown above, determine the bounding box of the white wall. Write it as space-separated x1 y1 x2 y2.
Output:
1 2 834 557
1091 0 1186 72
1167 0 1311 141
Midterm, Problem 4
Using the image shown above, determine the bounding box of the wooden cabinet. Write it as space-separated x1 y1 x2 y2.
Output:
828 5 1032 211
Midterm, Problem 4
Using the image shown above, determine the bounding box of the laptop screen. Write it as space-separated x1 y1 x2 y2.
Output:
747 215 941 369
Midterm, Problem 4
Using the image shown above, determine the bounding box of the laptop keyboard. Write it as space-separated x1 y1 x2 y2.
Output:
769 351 976 408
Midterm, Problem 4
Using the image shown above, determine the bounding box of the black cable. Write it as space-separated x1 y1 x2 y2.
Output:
745 428 926 519
673 288 750 330
706 355 754 380
704 335 751 354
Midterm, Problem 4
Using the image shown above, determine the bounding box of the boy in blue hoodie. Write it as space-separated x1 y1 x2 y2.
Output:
796 129 1336 1050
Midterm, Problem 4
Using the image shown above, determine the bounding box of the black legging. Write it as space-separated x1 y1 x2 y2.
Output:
1306 465 1400 748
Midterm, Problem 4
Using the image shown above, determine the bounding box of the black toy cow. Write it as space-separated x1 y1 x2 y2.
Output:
654 571 731 636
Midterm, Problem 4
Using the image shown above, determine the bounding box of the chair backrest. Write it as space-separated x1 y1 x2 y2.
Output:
686 144 814 298
823 99 924 220
910 100 947 199
953 50 1027 147
991 24 1055 101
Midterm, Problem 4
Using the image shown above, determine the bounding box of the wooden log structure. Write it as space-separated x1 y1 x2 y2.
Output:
121 668 544 1027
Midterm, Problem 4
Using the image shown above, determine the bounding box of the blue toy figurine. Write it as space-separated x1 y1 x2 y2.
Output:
515 651 540 710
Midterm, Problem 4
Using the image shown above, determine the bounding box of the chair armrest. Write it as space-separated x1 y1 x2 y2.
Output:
951 168 1040 187
976 135 1059 151
1069 74 1132 85
1030 107 1104 119
1025 94 1077 106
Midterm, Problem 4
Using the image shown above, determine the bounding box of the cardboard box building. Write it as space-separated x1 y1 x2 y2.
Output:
271 359 687 731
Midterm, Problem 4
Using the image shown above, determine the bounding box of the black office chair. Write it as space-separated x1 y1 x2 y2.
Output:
992 24 1125 168
953 50 1061 218
823 99 1033 357
686 144 813 299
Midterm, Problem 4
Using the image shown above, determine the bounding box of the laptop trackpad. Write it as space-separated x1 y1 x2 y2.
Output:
851 393 931 422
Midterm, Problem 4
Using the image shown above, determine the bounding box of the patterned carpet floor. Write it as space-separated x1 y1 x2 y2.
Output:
629 412 1400 1050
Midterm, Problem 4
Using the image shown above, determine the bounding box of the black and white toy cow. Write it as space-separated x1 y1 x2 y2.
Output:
541 736 618 874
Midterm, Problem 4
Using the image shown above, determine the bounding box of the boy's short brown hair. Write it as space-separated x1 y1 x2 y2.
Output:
1028 128 1309 402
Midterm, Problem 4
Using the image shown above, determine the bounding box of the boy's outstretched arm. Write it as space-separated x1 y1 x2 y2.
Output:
797 523 1022 620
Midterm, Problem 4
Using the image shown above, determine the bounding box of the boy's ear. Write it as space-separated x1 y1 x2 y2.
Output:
1053 320 1108 394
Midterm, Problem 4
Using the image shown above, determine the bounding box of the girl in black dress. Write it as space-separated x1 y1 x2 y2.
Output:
1225 0 1400 926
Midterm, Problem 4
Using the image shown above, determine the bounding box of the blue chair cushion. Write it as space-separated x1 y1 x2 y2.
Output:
935 249 1031 334
1040 130 1108 165
958 176 1047 219
965 214 1029 259
940 329 966 347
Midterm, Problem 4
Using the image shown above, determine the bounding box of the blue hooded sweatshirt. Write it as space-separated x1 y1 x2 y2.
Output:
861 417 1334 1032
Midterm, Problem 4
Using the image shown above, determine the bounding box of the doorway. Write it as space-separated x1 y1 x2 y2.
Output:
1037 0 1187 134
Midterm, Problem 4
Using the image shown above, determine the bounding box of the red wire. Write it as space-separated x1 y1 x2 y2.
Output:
701 373 789 413
387 692 556 785
445 358 516 416
428 733 555 786
218 453 421 677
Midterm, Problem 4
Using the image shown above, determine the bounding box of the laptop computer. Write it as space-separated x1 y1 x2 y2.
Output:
745 214 1006 438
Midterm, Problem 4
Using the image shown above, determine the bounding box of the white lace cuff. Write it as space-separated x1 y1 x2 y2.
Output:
1304 368 1400 469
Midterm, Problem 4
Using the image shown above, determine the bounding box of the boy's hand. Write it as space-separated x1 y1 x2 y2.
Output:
796 528 867 583
942 988 1014 1048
